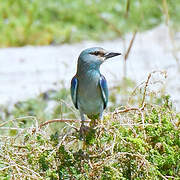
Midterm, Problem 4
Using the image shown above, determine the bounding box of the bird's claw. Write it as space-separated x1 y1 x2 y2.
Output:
79 124 90 140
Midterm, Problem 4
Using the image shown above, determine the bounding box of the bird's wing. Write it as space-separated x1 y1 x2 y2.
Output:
71 76 78 109
99 75 108 109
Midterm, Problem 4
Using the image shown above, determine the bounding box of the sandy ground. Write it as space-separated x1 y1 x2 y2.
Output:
0 25 180 110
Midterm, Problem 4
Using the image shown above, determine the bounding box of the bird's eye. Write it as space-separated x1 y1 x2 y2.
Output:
90 51 105 56
90 51 99 56
94 51 99 55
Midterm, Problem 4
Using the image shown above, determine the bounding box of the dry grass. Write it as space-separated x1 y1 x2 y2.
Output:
0 71 179 179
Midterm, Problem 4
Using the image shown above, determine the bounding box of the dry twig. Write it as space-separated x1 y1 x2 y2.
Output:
39 119 90 129
124 30 137 61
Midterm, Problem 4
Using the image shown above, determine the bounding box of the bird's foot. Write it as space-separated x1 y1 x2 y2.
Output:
79 124 90 140
89 119 98 127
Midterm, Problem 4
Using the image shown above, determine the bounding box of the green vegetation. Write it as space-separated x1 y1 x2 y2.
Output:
0 0 180 47
0 72 179 179
0 1 180 178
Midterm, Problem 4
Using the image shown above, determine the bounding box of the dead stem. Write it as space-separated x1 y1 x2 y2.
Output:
124 30 137 61
125 0 130 18
39 119 90 129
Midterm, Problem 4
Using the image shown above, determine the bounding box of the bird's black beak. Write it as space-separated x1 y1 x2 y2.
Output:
104 52 121 59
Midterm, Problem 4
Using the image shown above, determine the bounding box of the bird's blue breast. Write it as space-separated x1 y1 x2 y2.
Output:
77 70 104 116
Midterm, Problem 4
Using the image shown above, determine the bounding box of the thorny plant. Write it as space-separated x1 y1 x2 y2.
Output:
0 71 180 179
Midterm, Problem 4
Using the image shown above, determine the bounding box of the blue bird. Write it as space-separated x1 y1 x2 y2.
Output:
71 47 121 137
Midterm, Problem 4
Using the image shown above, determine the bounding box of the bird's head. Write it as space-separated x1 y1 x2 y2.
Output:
78 47 121 70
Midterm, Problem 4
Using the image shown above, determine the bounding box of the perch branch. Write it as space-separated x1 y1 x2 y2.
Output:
39 119 90 129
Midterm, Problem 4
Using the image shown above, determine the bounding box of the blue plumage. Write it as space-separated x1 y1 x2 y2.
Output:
70 47 121 136
99 75 108 109
71 76 78 109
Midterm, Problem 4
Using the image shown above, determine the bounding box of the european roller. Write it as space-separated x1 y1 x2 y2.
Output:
71 47 121 137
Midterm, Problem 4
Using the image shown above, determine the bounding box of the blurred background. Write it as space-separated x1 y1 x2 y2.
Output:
1 1 180 179
0 0 180 121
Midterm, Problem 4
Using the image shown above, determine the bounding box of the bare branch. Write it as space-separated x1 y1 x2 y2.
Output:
141 73 151 106
125 0 130 18
39 119 90 129
125 30 137 61
113 103 146 116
